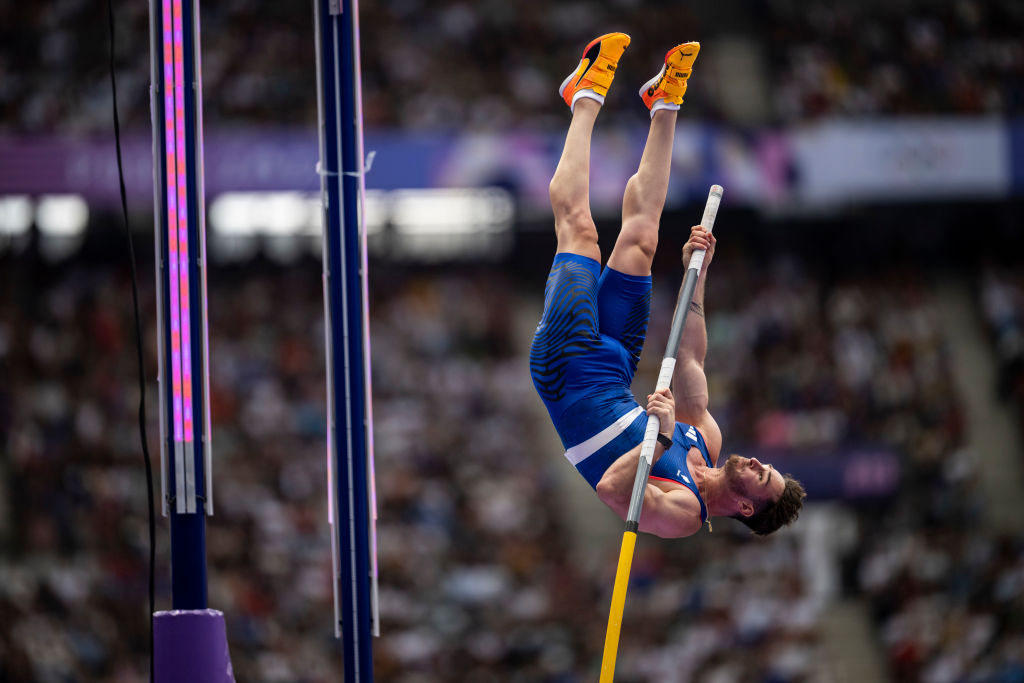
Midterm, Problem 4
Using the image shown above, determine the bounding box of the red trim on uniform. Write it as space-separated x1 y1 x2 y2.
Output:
649 475 684 487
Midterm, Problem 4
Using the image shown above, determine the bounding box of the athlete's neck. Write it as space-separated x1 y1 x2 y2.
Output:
694 464 731 518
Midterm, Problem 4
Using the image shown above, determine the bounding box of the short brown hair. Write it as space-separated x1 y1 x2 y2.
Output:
733 476 806 536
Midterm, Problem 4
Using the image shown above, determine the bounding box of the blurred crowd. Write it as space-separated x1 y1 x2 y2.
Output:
642 253 964 466
4 0 1024 681
764 0 1024 122
0 256 824 682
3 0 1023 134
3 238 1023 681
644 251 1024 682
858 527 1024 682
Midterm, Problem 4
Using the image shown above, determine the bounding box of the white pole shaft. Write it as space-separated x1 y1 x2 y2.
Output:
626 185 723 523
687 184 722 274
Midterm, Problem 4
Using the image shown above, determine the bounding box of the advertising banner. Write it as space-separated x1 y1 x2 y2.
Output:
2 118 1017 213
790 119 1010 205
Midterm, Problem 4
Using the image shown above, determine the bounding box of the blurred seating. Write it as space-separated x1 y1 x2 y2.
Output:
0 258 827 681
643 253 1022 682
3 0 1023 134
5 245 1021 680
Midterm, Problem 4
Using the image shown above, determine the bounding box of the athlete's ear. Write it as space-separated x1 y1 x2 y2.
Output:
739 499 755 518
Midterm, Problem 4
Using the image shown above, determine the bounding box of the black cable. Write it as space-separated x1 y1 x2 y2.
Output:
107 2 157 681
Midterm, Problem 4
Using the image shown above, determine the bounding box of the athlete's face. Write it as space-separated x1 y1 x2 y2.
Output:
724 455 785 503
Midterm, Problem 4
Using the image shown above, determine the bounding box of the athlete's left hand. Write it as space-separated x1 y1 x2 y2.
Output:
682 225 716 273
646 387 675 438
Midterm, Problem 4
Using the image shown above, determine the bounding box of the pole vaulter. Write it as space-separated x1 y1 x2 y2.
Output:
527 33 807 681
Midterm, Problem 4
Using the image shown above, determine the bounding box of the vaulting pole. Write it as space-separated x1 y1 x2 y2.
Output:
599 185 723 682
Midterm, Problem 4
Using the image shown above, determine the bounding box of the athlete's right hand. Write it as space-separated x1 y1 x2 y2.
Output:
682 225 715 272
646 387 675 438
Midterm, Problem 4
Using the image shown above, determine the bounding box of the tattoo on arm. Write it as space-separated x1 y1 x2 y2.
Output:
688 301 704 317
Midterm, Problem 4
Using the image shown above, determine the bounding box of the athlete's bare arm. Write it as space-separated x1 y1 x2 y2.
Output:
595 388 704 538
672 226 723 464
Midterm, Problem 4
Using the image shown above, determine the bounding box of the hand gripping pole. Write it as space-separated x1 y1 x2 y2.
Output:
600 185 722 683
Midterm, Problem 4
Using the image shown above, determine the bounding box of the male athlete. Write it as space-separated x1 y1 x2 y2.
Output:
530 33 805 538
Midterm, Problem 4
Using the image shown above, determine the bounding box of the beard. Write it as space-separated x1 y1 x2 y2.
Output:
723 455 746 496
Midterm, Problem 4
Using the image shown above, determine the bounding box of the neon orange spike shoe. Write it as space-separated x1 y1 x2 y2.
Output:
558 32 631 112
640 41 700 116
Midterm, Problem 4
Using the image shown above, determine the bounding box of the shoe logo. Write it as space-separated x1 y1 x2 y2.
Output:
568 59 591 92
647 87 657 96
580 41 601 78
608 64 616 72
673 71 686 78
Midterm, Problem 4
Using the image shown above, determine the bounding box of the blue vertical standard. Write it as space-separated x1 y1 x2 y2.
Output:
314 0 376 680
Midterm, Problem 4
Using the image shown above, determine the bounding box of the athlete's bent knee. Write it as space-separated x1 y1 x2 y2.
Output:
555 208 598 244
550 179 587 216
622 174 664 223
618 218 659 262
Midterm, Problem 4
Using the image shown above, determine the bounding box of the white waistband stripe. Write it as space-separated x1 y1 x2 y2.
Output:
564 405 645 466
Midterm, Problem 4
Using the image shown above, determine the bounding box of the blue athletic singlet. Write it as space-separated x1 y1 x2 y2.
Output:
530 252 713 520
650 423 714 524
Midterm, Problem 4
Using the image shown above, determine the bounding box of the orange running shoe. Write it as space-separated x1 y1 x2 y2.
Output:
640 41 700 116
558 32 631 112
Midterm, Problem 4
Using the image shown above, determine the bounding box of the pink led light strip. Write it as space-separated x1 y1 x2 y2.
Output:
163 0 184 454
173 0 194 450
163 0 194 472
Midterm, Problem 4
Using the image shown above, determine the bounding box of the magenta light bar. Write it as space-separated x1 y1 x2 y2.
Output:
172 0 195 451
162 0 185 456
162 0 199 515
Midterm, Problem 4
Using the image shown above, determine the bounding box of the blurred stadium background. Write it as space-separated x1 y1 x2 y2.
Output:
3 1 1024 681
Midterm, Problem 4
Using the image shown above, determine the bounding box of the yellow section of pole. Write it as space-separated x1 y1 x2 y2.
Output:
599 530 638 683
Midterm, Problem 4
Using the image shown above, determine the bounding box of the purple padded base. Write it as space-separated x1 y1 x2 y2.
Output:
154 609 235 683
